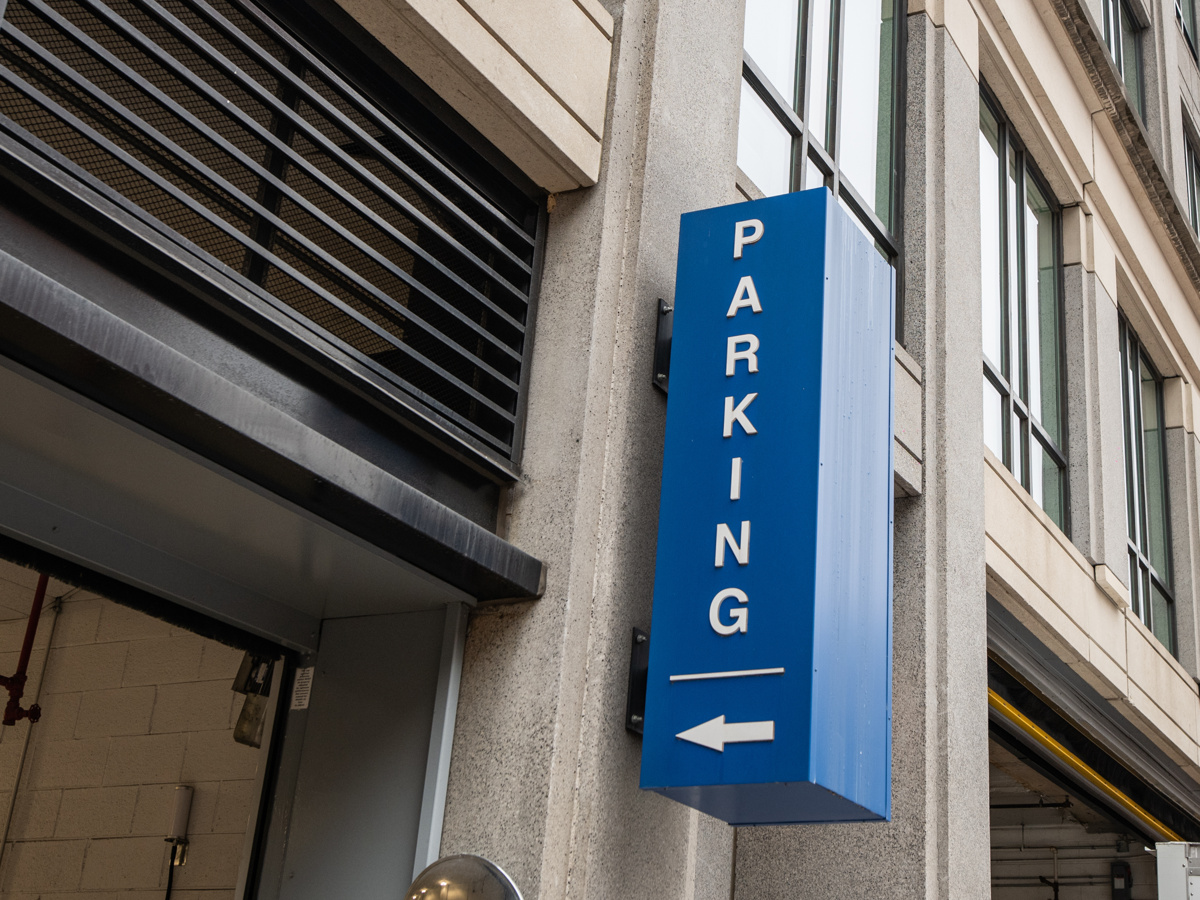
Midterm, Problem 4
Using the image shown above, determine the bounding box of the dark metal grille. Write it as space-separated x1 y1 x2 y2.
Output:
0 0 540 458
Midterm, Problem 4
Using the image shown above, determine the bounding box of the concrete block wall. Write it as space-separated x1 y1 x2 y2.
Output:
0 561 262 898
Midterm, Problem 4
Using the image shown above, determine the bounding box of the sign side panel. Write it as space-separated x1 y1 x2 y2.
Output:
809 200 894 819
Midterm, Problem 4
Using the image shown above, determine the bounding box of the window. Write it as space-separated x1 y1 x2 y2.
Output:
1179 0 1197 56
979 90 1068 530
737 0 902 258
1186 130 1200 232
1103 0 1144 117
0 0 541 465
1120 319 1175 652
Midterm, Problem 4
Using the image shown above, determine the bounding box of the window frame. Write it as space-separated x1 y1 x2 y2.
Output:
1179 0 1198 59
1103 0 1145 118
1119 317 1176 654
738 0 904 261
1184 120 1200 233
980 85 1071 533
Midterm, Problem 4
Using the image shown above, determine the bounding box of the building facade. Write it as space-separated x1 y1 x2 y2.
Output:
0 0 1198 897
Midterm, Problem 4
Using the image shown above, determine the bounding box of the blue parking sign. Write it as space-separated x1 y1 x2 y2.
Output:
639 188 894 825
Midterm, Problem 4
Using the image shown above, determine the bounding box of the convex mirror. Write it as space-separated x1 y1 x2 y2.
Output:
406 854 523 900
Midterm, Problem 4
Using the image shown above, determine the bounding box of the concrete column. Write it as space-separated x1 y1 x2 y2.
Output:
1137 0 1169 167
438 1 742 898
1064 265 1130 579
731 13 990 899
1166 391 1200 676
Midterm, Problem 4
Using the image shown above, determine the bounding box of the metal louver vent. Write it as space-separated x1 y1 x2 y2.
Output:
0 0 541 461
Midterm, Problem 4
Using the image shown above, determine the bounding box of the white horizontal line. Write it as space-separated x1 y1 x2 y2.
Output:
669 667 785 682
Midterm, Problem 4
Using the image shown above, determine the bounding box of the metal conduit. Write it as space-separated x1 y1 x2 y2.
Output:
987 688 1182 842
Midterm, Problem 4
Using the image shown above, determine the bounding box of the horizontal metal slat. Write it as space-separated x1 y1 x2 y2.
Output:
1 22 523 408
72 0 529 339
222 0 536 249
144 0 533 281
22 0 524 366
0 53 519 445
0 111 519 466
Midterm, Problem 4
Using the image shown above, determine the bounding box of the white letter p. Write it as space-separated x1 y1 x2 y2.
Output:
733 219 764 259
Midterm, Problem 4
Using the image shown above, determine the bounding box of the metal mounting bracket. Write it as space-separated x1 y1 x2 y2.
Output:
652 299 673 393
625 627 649 735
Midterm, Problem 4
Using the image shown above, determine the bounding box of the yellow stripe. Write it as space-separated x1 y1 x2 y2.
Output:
988 688 1182 842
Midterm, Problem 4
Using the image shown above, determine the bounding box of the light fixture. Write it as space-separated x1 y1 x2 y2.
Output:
163 785 193 899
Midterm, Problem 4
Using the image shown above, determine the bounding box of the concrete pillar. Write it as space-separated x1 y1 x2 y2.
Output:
1064 265 1130 578
1166 385 1200 676
731 13 991 899
438 1 743 898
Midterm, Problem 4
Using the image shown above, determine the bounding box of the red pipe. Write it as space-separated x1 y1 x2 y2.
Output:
0 573 47 726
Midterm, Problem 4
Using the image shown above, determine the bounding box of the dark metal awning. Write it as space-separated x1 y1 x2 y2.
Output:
0 246 544 653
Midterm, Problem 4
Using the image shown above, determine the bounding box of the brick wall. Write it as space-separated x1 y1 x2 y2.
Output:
0 562 265 898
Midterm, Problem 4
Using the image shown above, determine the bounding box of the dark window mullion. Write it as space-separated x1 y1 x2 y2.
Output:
743 55 805 140
797 0 811 118
790 135 804 192
984 358 1009 395
997 116 1013 389
1132 350 1153 557
1013 403 1031 488
1120 323 1140 543
836 178 898 257
1015 152 1030 409
1029 418 1068 468
828 0 846 159
1154 366 1175 587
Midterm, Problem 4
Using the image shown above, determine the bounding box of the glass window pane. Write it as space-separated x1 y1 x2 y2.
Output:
805 155 826 191
1103 0 1119 59
837 0 895 228
1188 141 1200 233
1012 409 1025 483
745 0 802 107
806 0 836 148
1141 565 1152 627
1121 332 1140 543
1008 151 1022 394
1140 357 1170 582
1128 550 1141 619
1151 579 1175 652
1032 435 1066 528
984 378 1004 458
738 81 793 197
1030 427 1044 508
980 104 1003 368
839 195 873 240
1025 177 1062 446
1181 0 1196 45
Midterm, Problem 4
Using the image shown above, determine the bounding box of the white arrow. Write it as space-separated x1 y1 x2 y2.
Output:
676 715 775 752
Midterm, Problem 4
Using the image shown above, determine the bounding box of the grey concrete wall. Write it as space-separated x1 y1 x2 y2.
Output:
1064 265 1130 578
731 14 991 899
439 0 743 899
1167 426 1200 674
